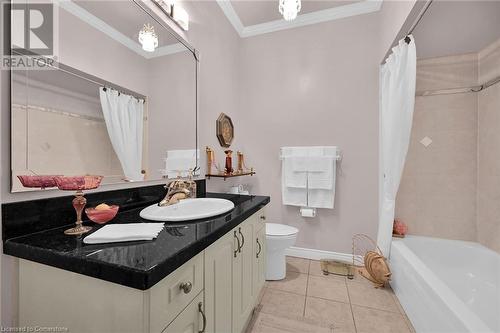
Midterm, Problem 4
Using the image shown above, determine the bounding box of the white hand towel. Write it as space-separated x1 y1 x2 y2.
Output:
284 158 307 188
308 157 335 190
166 149 200 159
83 223 165 244
308 189 335 209
166 157 193 171
282 157 307 206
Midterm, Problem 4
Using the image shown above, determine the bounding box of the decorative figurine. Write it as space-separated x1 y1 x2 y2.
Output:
224 150 234 175
54 175 104 235
236 151 244 174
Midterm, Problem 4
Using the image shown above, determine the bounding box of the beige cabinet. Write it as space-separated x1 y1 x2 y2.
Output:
162 292 205 333
253 225 266 298
19 209 266 333
204 208 267 333
204 231 236 333
232 219 256 333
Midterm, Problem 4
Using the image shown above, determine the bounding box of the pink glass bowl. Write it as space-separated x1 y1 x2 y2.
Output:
85 205 119 224
54 175 103 191
17 175 61 189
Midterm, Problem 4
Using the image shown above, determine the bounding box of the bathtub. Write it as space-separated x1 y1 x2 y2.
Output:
390 236 500 333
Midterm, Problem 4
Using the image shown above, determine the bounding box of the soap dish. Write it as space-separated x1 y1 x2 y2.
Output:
85 205 119 224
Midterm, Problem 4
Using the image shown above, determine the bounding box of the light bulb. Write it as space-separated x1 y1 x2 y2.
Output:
279 0 301 21
138 23 158 52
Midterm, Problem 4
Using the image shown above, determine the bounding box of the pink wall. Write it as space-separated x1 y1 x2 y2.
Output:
235 13 381 254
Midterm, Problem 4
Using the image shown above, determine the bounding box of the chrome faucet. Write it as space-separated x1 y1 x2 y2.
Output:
158 178 196 207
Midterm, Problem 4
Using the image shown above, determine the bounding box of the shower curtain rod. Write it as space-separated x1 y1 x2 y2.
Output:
405 0 433 44
416 75 500 97
12 50 147 102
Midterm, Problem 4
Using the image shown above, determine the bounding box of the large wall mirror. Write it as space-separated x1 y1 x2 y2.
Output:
10 0 198 193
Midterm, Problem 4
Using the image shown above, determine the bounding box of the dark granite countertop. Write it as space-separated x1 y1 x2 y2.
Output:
3 193 270 290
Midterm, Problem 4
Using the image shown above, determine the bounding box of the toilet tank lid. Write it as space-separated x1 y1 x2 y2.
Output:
266 223 299 236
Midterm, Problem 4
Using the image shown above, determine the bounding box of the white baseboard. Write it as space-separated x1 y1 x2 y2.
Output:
285 246 362 263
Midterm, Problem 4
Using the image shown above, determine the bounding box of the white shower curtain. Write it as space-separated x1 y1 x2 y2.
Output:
99 87 144 182
377 36 417 256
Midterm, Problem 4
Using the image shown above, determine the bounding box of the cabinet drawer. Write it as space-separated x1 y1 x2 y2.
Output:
150 253 204 332
162 292 205 333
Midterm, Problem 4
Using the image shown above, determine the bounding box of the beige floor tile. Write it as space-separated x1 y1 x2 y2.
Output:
247 311 334 333
307 275 349 303
309 260 347 281
260 288 306 317
347 281 399 313
267 271 308 295
352 305 412 333
346 266 377 286
304 297 356 333
286 256 310 274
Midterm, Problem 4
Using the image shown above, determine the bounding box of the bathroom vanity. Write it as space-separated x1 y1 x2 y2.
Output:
3 184 270 333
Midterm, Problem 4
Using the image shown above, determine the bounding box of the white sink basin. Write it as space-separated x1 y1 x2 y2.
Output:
139 198 235 222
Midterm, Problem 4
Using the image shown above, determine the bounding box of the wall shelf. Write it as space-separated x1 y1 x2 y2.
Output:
205 171 256 181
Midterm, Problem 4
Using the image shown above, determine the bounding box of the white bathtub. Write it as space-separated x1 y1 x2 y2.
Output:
390 236 500 333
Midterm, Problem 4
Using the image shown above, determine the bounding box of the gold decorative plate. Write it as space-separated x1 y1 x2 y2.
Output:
216 113 234 148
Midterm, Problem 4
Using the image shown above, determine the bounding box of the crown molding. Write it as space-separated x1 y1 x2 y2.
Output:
56 0 186 59
217 0 383 38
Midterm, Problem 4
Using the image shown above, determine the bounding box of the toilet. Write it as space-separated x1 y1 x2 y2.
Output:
265 223 299 280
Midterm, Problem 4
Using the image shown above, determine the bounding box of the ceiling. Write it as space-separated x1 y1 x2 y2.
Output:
413 1 500 59
62 1 186 59
75 1 180 48
217 0 382 38
231 0 361 26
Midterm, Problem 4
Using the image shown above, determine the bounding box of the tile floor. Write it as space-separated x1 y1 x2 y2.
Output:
246 256 415 333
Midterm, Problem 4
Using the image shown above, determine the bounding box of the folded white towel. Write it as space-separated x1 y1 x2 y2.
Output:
308 189 335 209
284 158 307 188
281 146 338 209
166 149 200 159
308 157 335 190
83 223 165 244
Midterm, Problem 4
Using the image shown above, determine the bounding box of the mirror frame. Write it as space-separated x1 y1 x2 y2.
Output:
9 0 201 193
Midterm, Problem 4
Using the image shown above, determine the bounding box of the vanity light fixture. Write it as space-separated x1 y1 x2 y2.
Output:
172 6 189 31
279 0 301 21
153 0 190 31
154 0 173 15
138 23 158 52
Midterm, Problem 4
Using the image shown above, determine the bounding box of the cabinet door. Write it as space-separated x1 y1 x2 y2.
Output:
204 231 237 333
162 292 205 333
232 219 256 333
253 225 266 301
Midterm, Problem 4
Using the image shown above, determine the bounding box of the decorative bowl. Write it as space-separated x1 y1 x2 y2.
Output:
54 175 103 191
17 175 61 189
85 205 119 224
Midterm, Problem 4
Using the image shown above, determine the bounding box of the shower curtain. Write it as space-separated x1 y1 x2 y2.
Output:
99 87 144 182
377 36 417 256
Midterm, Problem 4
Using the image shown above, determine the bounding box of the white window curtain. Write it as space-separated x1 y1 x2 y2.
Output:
99 87 144 182
377 36 417 256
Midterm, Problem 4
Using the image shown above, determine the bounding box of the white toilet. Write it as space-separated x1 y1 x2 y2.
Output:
265 223 299 280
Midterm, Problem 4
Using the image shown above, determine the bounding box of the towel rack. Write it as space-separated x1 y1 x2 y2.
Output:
279 148 342 162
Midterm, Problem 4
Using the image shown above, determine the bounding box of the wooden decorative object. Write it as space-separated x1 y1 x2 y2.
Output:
352 234 392 288
216 113 234 148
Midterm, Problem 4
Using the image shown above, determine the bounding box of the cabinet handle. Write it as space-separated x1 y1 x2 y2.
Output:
256 238 262 258
238 227 245 253
260 215 266 220
179 281 192 294
234 230 240 258
198 302 207 333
